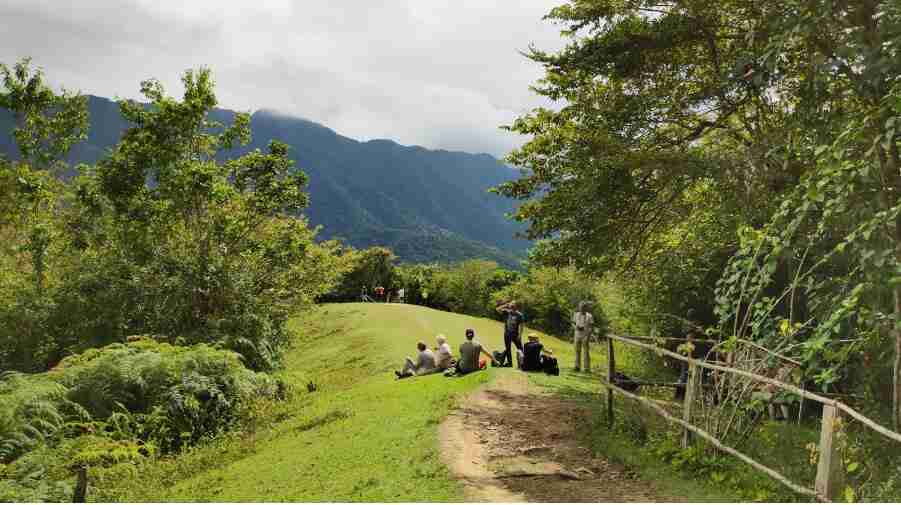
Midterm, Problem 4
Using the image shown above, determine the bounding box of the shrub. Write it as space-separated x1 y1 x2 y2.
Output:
53 338 282 452
0 338 285 503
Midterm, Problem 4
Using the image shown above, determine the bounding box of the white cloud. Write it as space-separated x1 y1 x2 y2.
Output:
0 0 564 156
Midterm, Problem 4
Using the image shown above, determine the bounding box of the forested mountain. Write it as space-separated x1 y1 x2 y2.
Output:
0 95 527 267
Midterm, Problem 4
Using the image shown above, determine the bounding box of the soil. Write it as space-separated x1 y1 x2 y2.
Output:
439 373 683 502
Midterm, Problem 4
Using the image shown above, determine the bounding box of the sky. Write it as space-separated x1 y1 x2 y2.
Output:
0 1 566 157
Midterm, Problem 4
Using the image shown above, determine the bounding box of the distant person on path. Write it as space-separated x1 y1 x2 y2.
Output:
375 286 385 302
361 285 369 302
520 334 558 374
572 301 595 372
496 300 525 368
395 341 438 379
434 334 454 370
452 328 495 375
398 288 405 304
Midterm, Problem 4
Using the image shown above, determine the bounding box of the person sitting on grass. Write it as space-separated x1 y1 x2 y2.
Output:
435 334 454 370
449 328 496 376
520 334 557 373
395 341 438 379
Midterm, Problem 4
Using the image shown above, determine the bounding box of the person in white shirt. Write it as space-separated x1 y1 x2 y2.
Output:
572 301 595 372
434 334 454 370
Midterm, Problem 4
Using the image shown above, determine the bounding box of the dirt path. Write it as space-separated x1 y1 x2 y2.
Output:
439 373 682 502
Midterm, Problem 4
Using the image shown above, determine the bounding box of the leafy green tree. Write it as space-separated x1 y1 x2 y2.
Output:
0 57 88 170
324 246 397 302
1 65 349 371
0 59 88 369
500 0 901 427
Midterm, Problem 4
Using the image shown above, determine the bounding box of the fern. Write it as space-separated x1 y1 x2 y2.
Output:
0 372 72 463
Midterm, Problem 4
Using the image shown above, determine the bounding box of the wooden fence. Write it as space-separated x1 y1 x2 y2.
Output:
603 334 901 502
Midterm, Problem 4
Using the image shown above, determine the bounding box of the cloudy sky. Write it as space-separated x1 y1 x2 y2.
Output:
1 1 566 157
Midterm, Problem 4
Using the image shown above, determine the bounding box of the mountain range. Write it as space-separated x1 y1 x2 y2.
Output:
0 96 529 268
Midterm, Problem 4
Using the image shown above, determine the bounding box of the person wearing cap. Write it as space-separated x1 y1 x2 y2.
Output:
496 300 525 367
455 328 495 375
395 341 438 379
434 334 454 370
521 333 555 372
572 301 595 372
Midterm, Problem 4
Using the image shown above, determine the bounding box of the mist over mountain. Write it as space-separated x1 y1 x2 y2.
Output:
0 95 529 268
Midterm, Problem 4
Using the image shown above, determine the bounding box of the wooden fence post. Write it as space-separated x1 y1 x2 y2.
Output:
682 361 699 449
815 404 845 501
607 336 616 428
73 466 87 503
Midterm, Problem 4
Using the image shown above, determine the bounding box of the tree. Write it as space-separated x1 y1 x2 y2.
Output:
1 65 349 371
501 0 901 426
0 59 88 369
325 246 397 302
0 57 88 170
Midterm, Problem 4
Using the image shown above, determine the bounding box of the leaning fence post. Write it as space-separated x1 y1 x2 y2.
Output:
73 465 88 503
815 404 845 501
607 336 616 428
681 361 700 449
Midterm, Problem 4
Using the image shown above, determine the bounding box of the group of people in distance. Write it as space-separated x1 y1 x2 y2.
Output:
361 285 405 304
394 299 597 380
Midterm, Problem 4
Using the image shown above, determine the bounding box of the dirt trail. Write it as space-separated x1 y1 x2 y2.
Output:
439 373 682 502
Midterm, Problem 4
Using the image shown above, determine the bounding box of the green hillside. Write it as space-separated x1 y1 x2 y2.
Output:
95 303 587 501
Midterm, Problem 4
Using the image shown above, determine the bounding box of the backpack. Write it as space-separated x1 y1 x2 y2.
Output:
612 371 640 391
491 351 505 366
542 356 559 376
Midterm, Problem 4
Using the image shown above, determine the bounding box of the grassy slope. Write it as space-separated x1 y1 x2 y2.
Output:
104 303 735 502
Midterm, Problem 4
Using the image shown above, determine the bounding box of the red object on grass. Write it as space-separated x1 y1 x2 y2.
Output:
479 358 487 369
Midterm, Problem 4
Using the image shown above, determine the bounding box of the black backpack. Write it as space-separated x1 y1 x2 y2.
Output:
613 371 640 391
542 356 559 376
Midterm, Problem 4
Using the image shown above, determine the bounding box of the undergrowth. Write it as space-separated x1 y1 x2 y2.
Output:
0 338 284 502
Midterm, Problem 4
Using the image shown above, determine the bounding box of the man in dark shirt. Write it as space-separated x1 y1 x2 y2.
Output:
496 300 525 367
521 334 553 371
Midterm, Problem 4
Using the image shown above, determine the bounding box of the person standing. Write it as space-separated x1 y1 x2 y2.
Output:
572 301 595 372
496 300 525 368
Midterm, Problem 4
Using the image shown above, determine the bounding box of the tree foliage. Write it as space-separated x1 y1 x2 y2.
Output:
0 61 350 372
498 0 901 434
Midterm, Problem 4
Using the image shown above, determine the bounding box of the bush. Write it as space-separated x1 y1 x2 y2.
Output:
52 338 282 452
0 338 285 502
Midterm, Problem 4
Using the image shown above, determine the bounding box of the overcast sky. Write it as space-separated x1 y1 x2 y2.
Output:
0 1 566 157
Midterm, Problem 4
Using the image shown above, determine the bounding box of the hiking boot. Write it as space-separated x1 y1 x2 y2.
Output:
394 370 402 379
574 367 581 372
502 362 513 368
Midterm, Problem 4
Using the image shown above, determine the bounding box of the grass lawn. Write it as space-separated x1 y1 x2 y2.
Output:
96 303 736 502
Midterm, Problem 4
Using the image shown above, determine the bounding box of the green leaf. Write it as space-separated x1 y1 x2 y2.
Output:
843 485 855 503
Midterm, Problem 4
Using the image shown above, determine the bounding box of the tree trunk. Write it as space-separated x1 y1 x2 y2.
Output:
894 216 901 431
